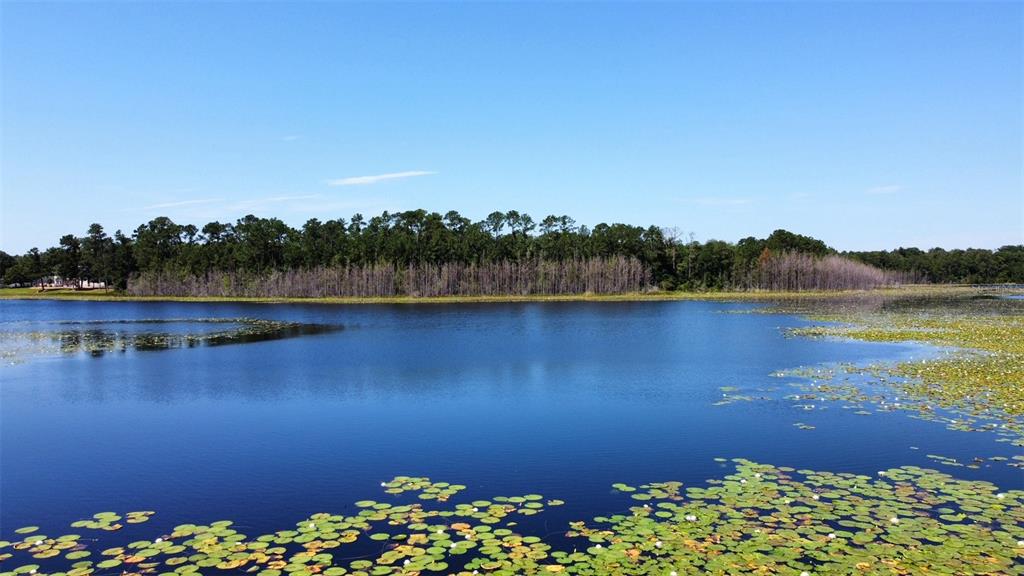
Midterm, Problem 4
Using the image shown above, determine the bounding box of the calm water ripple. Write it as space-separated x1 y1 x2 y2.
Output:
1 299 1019 538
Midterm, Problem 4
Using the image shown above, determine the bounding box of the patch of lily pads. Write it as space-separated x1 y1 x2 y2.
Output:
735 289 1024 469
772 362 1023 453
0 318 338 362
2 461 1022 576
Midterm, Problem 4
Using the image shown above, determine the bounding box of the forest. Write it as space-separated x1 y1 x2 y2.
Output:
1 209 1021 296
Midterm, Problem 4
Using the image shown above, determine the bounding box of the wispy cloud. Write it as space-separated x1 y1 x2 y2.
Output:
328 170 435 186
131 192 402 224
865 184 904 195
229 194 322 211
140 198 222 210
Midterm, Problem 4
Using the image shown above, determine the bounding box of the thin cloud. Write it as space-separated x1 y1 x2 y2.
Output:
865 184 904 195
136 195 323 217
328 170 436 186
143 194 396 222
229 194 322 211
140 198 223 210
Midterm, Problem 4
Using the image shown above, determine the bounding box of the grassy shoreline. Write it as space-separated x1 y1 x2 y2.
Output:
0 284 1010 305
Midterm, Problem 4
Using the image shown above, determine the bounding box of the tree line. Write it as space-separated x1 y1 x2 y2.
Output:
0 209 1021 295
844 246 1024 286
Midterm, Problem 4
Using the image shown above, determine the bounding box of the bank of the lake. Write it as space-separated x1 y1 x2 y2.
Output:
1 284 1014 305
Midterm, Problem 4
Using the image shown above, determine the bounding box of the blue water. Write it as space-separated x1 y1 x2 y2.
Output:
0 299 1019 539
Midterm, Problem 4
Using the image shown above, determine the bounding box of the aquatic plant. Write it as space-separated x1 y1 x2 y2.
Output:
1 460 1021 576
0 319 338 363
783 306 1024 448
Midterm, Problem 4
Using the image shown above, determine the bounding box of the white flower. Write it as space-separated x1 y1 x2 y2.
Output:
754 473 762 479
812 495 820 500
740 479 747 485
380 482 386 487
34 540 42 546
155 538 163 543
655 541 662 548
685 514 697 522
997 493 1006 499
801 572 811 576
827 533 836 540
308 523 314 529
670 572 678 576
890 517 900 525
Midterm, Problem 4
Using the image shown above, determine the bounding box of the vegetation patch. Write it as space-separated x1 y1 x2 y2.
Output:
1 460 1021 576
0 318 337 363
778 292 1024 451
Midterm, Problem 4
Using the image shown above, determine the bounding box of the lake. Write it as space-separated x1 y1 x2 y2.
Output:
1 299 1021 563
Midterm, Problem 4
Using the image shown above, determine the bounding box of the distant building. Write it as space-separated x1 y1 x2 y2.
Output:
40 276 107 289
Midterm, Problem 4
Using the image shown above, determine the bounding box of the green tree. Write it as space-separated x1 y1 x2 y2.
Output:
58 234 82 286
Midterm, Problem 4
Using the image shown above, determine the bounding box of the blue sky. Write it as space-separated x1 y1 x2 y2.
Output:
2 2 1021 253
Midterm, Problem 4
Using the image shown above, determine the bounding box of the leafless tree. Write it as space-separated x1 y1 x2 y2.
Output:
127 256 651 298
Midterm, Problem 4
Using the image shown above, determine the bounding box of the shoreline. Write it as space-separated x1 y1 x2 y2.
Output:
0 284 1013 305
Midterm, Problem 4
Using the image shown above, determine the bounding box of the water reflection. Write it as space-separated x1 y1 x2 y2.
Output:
0 318 340 358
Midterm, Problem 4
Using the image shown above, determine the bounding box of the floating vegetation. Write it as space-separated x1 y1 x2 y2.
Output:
785 322 1024 443
1 461 1022 576
378 477 466 502
771 363 1024 469
0 318 339 362
790 315 1024 418
66 511 153 531
743 290 1024 467
712 385 775 406
923 454 995 470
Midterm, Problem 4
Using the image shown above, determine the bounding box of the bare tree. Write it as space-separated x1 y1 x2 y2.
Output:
127 256 651 298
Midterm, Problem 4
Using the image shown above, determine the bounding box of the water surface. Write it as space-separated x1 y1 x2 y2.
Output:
1 299 1019 538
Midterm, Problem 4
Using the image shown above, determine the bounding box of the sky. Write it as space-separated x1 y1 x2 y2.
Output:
1 1 1021 253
